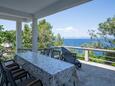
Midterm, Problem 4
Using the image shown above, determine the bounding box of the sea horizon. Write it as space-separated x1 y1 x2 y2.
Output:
63 38 94 46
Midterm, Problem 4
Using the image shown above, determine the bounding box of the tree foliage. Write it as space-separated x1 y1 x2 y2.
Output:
88 16 115 58
89 16 115 49
0 19 63 49
53 33 63 46
22 24 32 48
38 19 63 48
0 25 16 47
0 25 4 31
38 19 54 48
0 25 4 44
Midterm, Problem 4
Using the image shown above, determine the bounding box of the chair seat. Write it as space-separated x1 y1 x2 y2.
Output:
6 62 19 68
27 80 43 86
13 70 28 80
7 65 19 71
12 68 25 74
16 78 43 86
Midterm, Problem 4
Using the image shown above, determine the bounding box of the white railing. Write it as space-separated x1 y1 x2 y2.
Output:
61 46 115 63
18 48 32 53
17 46 115 64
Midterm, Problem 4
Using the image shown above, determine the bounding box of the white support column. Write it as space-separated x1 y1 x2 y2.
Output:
16 20 22 53
84 50 89 61
32 17 38 52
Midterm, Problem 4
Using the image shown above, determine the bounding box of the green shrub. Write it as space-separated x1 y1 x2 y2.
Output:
112 63 115 66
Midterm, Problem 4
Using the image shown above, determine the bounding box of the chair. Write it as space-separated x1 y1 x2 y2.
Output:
27 80 43 86
61 47 82 69
0 60 29 86
42 48 51 56
3 59 29 76
3 60 20 70
51 50 62 60
0 61 8 86
4 67 43 86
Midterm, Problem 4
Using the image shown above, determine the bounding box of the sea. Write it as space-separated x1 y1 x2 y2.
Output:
64 39 95 46
63 39 103 56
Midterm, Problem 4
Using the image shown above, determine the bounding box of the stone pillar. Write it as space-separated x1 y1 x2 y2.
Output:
85 50 89 61
16 20 22 53
32 17 38 52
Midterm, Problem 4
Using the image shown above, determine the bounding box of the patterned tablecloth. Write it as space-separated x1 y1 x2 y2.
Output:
16 51 79 86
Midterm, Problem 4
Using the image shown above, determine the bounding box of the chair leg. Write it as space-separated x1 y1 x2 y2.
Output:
26 76 27 79
0 80 4 86
1 76 9 86
5 83 9 86
28 73 31 78
21 78 22 81
5 79 9 86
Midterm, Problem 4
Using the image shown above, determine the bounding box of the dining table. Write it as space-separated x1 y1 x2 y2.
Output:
15 51 79 86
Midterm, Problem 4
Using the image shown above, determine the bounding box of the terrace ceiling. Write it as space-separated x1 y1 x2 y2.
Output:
0 0 91 21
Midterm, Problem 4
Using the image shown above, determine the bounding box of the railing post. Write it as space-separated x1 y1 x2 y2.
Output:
84 50 89 61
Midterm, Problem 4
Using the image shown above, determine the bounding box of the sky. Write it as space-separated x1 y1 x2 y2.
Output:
0 0 115 39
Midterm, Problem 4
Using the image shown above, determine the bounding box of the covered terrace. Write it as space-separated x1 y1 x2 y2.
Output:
0 0 115 86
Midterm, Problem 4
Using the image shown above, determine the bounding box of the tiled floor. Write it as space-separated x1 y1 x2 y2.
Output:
77 61 115 86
